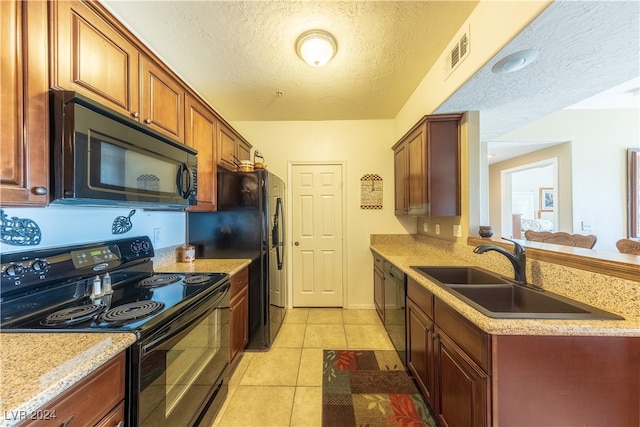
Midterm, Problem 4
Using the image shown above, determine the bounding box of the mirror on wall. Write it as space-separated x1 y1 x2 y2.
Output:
435 1 639 256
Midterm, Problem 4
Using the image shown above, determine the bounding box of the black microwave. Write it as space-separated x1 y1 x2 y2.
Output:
50 90 197 209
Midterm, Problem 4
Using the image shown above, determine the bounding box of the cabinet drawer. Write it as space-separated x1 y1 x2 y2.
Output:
95 401 125 427
22 352 125 427
230 266 249 300
373 254 384 271
407 277 433 318
434 298 490 371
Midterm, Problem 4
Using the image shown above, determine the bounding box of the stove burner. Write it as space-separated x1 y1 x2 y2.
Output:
138 274 181 288
41 304 103 326
100 301 165 324
183 274 215 286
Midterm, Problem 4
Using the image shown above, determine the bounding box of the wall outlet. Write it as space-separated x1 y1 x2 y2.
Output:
435 224 441 235
581 221 592 231
423 222 429 232
453 224 462 237
153 228 161 243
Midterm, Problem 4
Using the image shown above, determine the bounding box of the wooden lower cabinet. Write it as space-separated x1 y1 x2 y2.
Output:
435 328 489 427
373 254 384 322
21 352 126 427
406 275 640 427
229 266 249 367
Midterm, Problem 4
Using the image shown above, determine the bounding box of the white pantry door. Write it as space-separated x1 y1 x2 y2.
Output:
291 163 344 307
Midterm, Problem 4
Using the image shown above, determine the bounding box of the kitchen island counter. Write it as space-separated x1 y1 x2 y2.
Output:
371 235 640 337
0 332 136 427
156 258 251 276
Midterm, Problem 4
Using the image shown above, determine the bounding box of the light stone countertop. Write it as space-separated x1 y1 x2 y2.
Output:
155 259 251 276
0 333 136 427
371 238 640 337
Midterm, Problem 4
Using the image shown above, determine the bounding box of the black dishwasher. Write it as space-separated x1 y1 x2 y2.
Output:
383 261 407 366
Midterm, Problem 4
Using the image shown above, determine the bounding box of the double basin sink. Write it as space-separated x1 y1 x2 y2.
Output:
411 266 623 320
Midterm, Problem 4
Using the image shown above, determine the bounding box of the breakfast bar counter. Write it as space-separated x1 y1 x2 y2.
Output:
370 235 640 337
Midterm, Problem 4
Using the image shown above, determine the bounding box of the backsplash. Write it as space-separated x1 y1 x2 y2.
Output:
0 206 186 254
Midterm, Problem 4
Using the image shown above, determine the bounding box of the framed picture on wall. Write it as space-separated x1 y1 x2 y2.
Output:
539 187 554 212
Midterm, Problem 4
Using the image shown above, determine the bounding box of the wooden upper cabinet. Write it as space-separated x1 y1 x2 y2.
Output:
1 0 49 206
140 56 185 143
392 113 462 217
217 121 239 170
52 0 140 118
237 138 251 162
393 142 408 215
186 96 217 211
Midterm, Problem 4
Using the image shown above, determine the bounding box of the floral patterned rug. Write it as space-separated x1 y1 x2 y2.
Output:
322 350 437 427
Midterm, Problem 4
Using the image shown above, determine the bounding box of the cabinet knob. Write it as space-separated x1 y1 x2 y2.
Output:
144 119 152 124
131 112 140 118
32 186 47 195
432 333 437 339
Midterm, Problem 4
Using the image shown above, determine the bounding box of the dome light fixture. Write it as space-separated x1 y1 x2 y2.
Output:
296 30 337 67
492 49 539 74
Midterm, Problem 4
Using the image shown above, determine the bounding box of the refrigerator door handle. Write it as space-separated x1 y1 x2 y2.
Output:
273 197 284 270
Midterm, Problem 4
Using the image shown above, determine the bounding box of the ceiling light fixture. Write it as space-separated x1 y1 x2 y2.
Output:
296 30 337 67
491 49 539 74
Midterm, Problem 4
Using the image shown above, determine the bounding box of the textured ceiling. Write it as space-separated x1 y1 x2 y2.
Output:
102 1 479 121
436 0 640 145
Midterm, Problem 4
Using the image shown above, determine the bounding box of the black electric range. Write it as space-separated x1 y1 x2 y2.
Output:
0 236 227 337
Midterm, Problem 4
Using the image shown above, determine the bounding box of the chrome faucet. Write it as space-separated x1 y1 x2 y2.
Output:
474 238 527 284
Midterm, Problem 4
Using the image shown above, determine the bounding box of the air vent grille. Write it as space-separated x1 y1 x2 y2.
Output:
446 26 470 77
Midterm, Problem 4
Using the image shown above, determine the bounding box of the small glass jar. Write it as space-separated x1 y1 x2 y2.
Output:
479 226 494 238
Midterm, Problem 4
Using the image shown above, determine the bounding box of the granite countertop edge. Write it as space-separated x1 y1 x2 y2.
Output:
0 332 137 427
370 244 640 337
155 259 251 276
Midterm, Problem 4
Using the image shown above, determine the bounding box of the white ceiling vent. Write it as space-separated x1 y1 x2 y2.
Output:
446 26 470 77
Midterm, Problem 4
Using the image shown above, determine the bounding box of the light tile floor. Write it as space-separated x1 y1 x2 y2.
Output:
212 308 395 426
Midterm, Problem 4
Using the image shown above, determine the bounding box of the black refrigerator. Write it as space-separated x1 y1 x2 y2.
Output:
187 169 286 350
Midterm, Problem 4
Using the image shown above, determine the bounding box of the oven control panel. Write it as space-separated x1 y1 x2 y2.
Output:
70 245 119 269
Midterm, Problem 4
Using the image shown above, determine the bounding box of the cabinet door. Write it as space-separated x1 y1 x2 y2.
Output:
217 121 238 171
186 96 217 211
406 298 435 408
435 329 489 427
393 142 408 215
1 0 49 206
237 139 252 162
407 123 427 216
140 56 185 143
52 0 140 118
229 267 249 366
427 115 462 216
373 266 384 322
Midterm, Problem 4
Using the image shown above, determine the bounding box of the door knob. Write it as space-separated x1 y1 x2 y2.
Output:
294 242 299 246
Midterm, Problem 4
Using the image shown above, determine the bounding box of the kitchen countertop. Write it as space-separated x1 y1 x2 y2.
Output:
0 333 136 427
371 239 640 337
155 258 251 276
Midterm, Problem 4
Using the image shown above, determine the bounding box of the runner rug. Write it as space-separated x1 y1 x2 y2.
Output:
322 349 437 426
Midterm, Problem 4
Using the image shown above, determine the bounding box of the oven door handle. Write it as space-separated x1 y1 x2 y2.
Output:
141 285 229 355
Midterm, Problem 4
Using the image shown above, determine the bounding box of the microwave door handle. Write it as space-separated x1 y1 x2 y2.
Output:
176 163 191 199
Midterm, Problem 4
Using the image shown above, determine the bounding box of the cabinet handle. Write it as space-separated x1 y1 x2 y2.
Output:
131 112 140 118
115 421 124 427
60 414 75 427
144 119 152 124
32 186 47 195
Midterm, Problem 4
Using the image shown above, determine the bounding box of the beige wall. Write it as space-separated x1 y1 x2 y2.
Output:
233 120 414 308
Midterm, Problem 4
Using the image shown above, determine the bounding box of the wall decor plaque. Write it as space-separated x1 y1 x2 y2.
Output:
360 174 383 210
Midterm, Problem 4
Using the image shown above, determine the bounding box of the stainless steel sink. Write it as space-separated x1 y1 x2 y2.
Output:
411 266 623 320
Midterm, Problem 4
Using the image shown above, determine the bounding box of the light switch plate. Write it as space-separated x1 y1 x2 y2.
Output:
435 224 441 235
423 222 429 232
453 225 462 237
